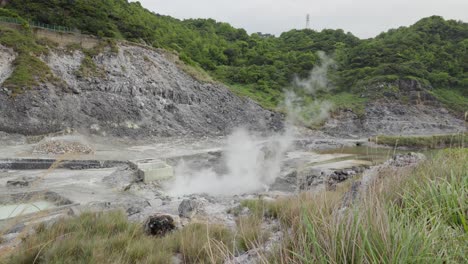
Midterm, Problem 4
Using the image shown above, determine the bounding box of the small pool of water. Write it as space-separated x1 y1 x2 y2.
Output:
317 146 438 167
0 201 56 220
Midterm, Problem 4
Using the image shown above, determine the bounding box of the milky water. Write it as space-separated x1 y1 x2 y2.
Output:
0 201 55 220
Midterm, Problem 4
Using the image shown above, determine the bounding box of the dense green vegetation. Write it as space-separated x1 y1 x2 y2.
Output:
1 1 467 112
431 88 468 115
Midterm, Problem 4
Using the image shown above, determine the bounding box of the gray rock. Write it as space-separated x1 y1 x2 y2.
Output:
389 152 426 167
126 206 142 216
6 176 37 187
3 223 25 235
0 44 283 137
178 199 200 218
297 168 323 190
149 199 163 207
323 80 465 137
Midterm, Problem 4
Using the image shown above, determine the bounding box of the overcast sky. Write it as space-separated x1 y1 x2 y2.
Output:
132 0 467 39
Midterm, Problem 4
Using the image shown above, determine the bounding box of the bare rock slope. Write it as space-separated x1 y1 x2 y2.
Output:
0 44 282 137
323 80 466 137
0 43 464 138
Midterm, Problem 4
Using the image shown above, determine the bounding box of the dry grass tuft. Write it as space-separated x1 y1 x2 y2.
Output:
266 148 467 263
2 211 237 264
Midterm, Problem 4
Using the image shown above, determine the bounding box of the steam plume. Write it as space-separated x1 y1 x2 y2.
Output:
165 128 292 196
286 51 335 126
293 51 336 95
165 51 335 196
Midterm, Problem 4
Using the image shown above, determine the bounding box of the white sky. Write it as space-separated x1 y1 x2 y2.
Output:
132 0 467 39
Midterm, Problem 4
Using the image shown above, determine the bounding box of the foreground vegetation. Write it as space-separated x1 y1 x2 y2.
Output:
370 133 467 149
2 148 466 263
240 148 468 263
2 212 237 264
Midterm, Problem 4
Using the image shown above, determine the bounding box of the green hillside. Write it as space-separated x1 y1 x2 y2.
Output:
2 0 467 112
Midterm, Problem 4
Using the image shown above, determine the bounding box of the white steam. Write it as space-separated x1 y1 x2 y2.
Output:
165 128 292 196
293 51 336 95
286 51 335 126
284 90 333 127
165 51 336 196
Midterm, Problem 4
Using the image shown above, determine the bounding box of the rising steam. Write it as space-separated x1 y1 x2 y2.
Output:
293 51 336 95
165 128 292 196
165 51 335 196
284 90 333 127
286 51 335 127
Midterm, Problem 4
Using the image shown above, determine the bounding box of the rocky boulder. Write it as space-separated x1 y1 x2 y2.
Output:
178 199 200 218
143 214 178 236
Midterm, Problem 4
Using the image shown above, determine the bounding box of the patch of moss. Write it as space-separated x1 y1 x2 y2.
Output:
65 43 82 53
73 39 122 78
0 26 54 94
83 39 118 57
36 37 59 48
322 92 368 117
75 55 105 78
3 54 54 95
431 88 468 116
228 83 282 111
159 49 219 85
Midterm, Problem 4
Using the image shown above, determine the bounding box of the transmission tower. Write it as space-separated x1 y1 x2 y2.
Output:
306 14 310 29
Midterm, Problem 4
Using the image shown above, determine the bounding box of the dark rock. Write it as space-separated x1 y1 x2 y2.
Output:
297 168 323 190
4 223 25 234
126 206 142 216
6 176 36 187
389 152 426 167
178 199 199 218
143 214 176 236
327 166 367 187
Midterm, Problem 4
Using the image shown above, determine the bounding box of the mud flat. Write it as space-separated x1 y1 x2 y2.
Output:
0 133 403 252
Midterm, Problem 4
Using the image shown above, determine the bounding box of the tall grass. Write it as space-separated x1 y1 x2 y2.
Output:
1 211 236 264
268 148 467 263
1 149 466 263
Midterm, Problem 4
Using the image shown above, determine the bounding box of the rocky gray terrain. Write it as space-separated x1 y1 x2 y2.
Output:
0 43 282 137
0 42 465 138
323 80 466 137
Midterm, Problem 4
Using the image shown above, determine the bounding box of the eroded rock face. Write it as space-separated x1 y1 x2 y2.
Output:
0 44 283 137
323 81 465 138
0 45 15 90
